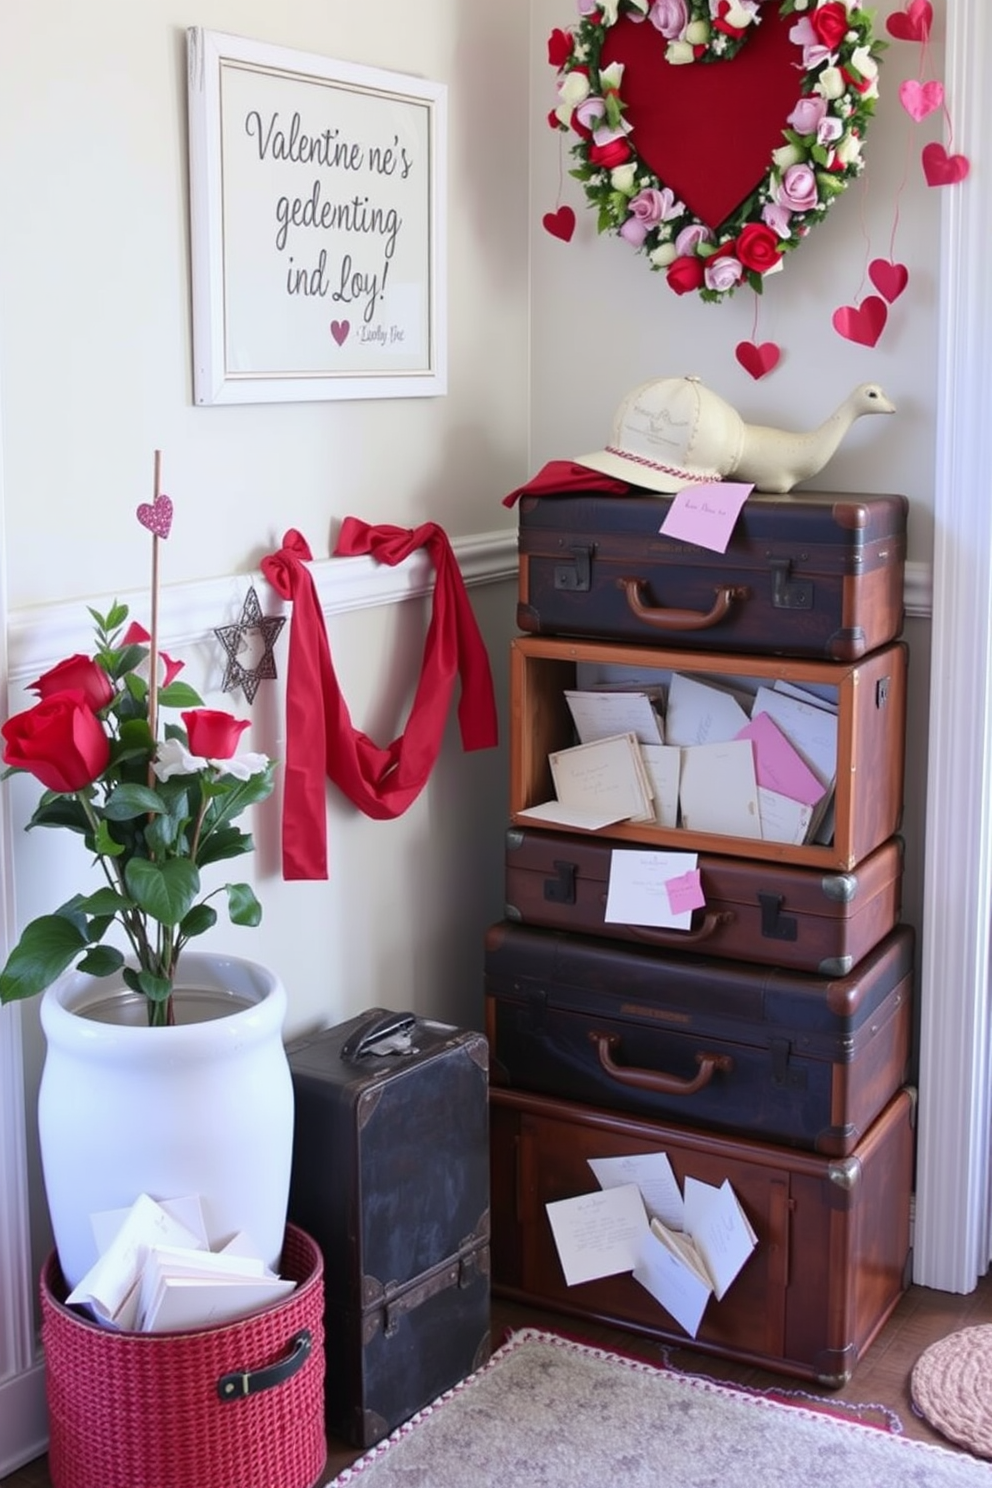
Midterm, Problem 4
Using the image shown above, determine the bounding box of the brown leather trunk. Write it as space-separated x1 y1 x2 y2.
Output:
485 921 912 1156
516 488 907 661
287 1011 491 1448
504 826 902 974
490 1084 915 1388
510 635 907 871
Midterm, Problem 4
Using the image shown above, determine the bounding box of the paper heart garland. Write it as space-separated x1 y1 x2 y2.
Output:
543 206 575 243
330 320 350 346
886 1 933 43
548 0 885 301
735 341 781 381
832 297 888 348
869 259 910 304
899 79 944 122
922 143 970 187
136 493 173 539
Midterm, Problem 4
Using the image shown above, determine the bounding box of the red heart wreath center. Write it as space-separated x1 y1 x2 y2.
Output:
602 7 802 232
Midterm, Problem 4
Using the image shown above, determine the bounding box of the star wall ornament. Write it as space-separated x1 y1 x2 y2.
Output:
213 586 286 704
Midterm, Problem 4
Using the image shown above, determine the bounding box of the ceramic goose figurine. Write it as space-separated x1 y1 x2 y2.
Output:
726 383 896 494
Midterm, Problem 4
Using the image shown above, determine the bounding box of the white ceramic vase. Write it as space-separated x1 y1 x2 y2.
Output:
38 952 295 1291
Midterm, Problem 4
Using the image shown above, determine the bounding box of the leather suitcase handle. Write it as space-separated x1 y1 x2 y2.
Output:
590 1032 733 1095
619 577 749 631
623 909 735 947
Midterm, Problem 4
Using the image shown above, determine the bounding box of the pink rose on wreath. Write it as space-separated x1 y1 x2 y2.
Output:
787 95 828 136
788 18 833 69
619 186 684 245
735 223 784 274
762 201 793 238
703 246 744 293
775 163 819 213
666 255 706 295
810 1 850 52
648 0 688 38
674 222 713 257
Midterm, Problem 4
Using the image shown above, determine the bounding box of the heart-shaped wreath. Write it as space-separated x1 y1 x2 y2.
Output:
548 0 885 301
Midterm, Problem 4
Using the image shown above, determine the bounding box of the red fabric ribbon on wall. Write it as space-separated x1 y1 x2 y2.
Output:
260 523 499 880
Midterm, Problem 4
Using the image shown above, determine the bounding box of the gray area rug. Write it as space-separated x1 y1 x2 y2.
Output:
328 1328 992 1487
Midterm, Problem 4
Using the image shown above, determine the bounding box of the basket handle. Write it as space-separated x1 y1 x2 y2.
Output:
217 1329 312 1401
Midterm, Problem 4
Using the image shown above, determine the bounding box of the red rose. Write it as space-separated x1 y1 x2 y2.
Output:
183 709 251 760
547 27 573 68
735 223 784 273
588 138 632 169
666 256 706 295
30 654 113 712
2 691 110 793
811 2 850 51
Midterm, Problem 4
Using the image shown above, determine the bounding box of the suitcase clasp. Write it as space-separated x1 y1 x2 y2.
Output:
554 545 592 593
770 1037 807 1090
768 556 813 611
758 892 798 943
544 860 577 904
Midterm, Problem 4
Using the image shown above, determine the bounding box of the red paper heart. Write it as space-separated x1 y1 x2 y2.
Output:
543 206 575 242
886 1 933 42
922 142 970 187
868 259 909 304
899 79 944 122
330 320 350 346
832 296 888 348
735 341 781 380
136 493 173 539
601 7 800 230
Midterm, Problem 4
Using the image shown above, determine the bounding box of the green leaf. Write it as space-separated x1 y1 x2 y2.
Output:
125 857 200 926
94 818 126 857
225 883 262 928
179 903 217 939
196 826 253 867
0 915 88 1003
27 797 90 834
76 944 125 977
103 783 168 820
74 887 132 915
158 681 204 709
132 968 172 1004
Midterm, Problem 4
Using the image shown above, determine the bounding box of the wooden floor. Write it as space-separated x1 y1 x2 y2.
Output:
5 1274 992 1486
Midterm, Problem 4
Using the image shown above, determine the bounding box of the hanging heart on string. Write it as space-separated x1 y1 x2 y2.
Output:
886 0 933 43
869 259 910 304
735 341 781 380
832 296 888 348
922 143 970 187
543 206 575 242
899 79 944 122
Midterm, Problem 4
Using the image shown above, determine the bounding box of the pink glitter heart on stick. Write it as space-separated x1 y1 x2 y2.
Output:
136 493 173 539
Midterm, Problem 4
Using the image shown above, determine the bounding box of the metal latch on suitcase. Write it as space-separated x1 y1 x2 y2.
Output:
770 1037 807 1090
554 545 592 592
768 556 813 610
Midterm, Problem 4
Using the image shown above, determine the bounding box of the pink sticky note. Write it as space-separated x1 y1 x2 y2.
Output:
665 869 706 916
734 712 826 807
659 482 753 554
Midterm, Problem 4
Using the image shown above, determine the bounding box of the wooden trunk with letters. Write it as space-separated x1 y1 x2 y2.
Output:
489 1084 915 1387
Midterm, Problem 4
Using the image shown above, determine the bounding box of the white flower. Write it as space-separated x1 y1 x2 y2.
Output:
835 131 863 165
611 162 638 193
153 736 270 783
600 0 621 23
772 143 803 171
559 71 591 108
649 241 678 267
685 19 711 44
816 66 846 101
599 61 625 91
666 39 696 63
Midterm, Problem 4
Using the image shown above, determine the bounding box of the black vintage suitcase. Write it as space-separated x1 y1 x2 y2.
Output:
516 488 907 660
504 827 903 975
286 1010 491 1448
490 1084 915 1386
485 920 913 1156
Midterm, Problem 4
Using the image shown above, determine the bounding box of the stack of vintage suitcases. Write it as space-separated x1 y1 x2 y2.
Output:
486 483 915 1388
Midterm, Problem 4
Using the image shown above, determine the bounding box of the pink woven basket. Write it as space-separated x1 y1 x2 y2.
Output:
41 1221 326 1488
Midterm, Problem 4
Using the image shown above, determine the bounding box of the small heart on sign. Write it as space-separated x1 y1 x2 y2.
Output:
330 320 350 346
543 206 576 242
868 258 910 304
735 340 781 380
899 79 944 122
922 142 970 187
136 493 173 539
886 0 932 42
832 296 888 348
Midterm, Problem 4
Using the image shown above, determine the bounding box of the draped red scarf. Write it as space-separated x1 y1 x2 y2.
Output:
261 522 499 880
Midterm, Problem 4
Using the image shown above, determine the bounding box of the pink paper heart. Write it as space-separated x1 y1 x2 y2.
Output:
735 340 781 380
868 259 910 304
886 1 932 42
832 296 888 348
899 79 944 122
922 142 970 187
543 206 576 243
330 320 350 346
136 493 173 539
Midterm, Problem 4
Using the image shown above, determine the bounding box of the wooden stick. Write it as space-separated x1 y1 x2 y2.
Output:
148 450 162 747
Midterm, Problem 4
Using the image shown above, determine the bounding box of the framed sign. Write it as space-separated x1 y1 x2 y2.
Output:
187 29 447 404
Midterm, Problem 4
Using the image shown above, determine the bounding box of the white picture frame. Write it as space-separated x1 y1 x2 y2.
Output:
187 28 447 404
